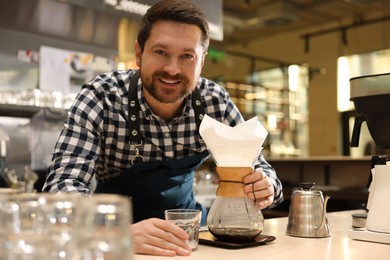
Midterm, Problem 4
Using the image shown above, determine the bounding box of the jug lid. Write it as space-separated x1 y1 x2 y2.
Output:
292 182 323 196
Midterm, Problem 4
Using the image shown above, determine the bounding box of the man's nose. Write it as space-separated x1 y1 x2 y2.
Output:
163 57 181 75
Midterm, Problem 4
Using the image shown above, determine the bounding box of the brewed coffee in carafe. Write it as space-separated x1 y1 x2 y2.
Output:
206 167 264 242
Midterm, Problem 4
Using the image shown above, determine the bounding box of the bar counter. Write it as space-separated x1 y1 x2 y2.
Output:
135 210 390 260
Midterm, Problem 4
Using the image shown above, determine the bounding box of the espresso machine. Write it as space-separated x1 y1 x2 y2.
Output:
348 72 390 244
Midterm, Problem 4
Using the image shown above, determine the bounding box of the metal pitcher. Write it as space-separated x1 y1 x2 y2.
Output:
286 182 331 238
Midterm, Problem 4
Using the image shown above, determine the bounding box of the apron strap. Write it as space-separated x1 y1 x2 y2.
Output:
127 70 206 143
191 81 206 131
128 70 142 143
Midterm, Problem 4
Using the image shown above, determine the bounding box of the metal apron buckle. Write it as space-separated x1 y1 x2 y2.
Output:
131 140 144 164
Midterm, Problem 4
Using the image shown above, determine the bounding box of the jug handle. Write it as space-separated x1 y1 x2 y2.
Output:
315 195 330 230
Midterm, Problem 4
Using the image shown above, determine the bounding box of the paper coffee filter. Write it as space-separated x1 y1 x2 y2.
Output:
199 115 268 167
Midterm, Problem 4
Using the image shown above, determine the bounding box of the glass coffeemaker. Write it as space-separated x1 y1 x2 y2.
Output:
206 166 264 242
198 114 268 242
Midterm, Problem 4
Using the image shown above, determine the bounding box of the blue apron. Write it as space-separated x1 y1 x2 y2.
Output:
95 71 209 224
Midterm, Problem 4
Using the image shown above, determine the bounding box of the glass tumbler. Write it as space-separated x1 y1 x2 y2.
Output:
75 194 134 260
39 193 82 259
165 209 202 251
1 193 52 259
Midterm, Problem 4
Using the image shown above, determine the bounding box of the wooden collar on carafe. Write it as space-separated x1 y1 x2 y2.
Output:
215 167 253 198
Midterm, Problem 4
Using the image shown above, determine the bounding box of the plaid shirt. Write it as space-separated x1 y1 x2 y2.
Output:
43 69 283 208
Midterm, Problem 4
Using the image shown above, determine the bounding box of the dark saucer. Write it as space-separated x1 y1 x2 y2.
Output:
199 231 276 249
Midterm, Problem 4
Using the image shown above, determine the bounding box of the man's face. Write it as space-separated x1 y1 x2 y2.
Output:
135 20 206 104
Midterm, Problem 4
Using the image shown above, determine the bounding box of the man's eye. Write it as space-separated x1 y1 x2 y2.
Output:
155 50 166 56
182 54 194 60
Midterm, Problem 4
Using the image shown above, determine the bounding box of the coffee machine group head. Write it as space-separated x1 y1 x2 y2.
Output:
350 72 390 149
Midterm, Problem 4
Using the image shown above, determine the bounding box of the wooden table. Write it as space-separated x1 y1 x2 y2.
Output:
134 210 390 260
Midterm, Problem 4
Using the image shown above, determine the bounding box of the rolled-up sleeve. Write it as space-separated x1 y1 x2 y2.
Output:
42 87 103 194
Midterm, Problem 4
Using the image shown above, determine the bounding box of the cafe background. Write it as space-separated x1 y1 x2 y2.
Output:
0 0 389 216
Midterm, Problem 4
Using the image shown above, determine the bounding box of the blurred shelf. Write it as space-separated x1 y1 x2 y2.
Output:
0 104 66 118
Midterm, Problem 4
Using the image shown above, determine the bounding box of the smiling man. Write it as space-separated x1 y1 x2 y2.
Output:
42 0 283 256
136 20 205 120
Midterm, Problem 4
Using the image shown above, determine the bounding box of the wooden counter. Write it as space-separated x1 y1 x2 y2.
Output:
134 210 390 260
267 156 372 215
268 156 371 188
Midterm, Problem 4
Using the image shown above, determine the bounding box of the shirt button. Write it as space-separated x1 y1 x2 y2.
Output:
164 132 170 137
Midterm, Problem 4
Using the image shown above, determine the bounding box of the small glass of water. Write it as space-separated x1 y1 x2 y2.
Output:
164 209 202 251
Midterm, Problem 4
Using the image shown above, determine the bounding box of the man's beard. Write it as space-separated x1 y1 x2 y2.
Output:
140 71 197 104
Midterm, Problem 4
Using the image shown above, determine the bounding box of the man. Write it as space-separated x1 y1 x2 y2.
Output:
43 0 283 256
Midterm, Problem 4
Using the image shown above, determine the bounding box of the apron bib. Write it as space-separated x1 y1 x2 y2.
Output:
95 151 209 223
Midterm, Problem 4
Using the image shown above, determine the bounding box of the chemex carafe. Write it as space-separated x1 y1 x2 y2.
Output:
207 167 264 242
286 182 331 238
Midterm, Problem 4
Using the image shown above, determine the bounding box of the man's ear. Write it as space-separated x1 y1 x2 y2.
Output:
201 51 207 68
134 41 141 67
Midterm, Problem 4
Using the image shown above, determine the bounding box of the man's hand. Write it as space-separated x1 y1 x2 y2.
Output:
131 218 192 256
243 169 275 209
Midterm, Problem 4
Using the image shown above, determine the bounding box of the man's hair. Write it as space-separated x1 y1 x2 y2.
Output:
137 0 209 52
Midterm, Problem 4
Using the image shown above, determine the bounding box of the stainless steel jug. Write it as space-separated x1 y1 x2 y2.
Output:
286 182 331 238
